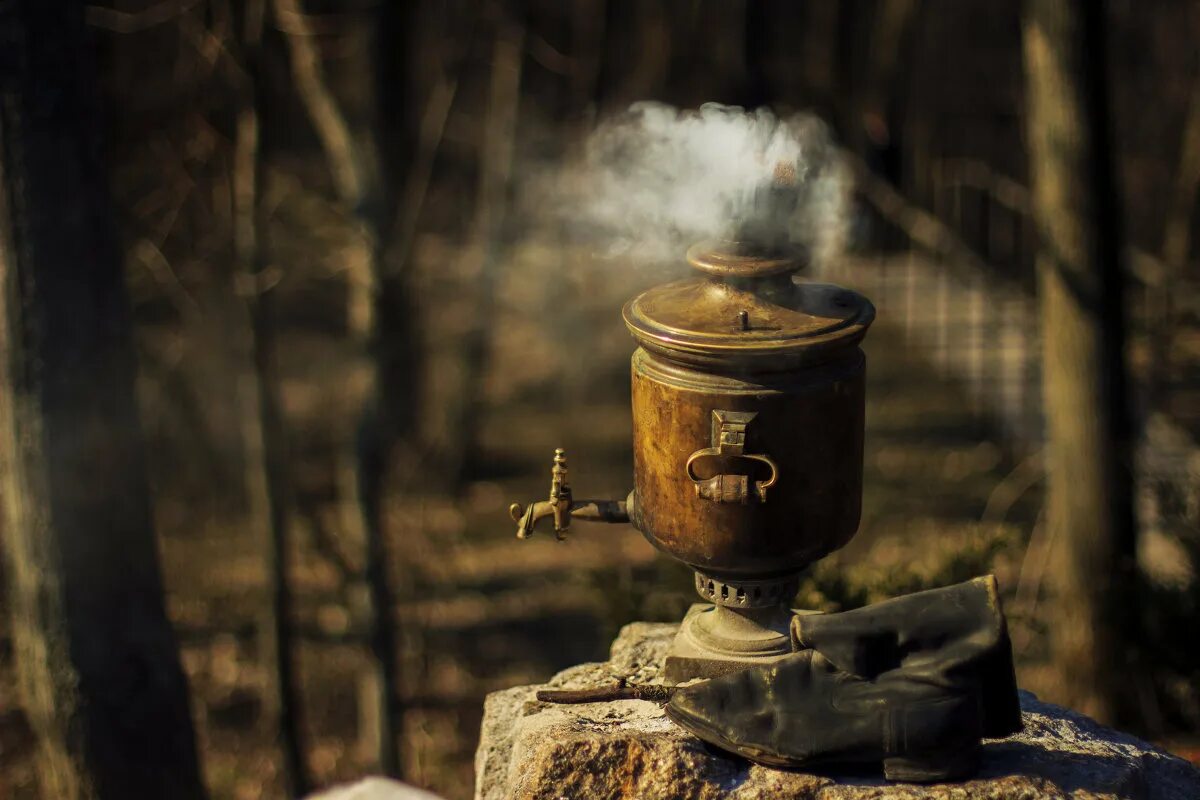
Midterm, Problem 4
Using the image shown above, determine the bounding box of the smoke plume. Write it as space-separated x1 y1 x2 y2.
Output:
565 102 850 266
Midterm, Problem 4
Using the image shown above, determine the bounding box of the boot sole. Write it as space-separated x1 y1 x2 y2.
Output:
883 742 981 783
667 703 982 783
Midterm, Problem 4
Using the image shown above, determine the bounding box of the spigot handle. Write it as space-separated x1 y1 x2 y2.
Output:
508 501 537 539
509 449 573 540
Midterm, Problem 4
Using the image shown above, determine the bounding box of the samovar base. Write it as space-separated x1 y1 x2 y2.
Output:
663 603 796 682
662 571 806 683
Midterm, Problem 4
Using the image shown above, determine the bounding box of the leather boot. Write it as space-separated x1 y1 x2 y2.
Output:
789 575 1022 737
664 649 984 782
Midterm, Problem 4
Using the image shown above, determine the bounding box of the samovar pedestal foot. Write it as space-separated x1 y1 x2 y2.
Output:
662 572 808 683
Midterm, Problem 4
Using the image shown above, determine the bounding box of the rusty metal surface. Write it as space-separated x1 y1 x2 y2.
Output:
686 409 780 504
623 241 875 370
629 347 866 579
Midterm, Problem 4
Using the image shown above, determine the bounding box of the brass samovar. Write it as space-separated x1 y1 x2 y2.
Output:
509 181 874 681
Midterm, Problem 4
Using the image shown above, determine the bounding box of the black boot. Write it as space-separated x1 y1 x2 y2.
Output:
790 575 1022 738
664 649 984 782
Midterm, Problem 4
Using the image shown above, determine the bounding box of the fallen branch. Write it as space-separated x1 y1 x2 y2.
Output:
537 684 677 705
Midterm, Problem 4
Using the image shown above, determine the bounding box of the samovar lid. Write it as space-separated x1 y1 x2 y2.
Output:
622 240 875 370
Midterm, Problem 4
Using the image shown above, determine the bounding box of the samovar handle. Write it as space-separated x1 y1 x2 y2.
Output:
685 410 779 504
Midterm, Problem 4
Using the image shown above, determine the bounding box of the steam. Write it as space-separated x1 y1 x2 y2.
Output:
565 102 850 266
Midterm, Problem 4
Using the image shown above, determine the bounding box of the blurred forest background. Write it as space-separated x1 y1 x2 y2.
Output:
2 0 1200 799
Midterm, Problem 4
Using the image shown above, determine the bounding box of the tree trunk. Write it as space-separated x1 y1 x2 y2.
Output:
273 0 407 775
431 18 525 491
235 2 310 793
1149 69 1200 411
0 1 206 797
1021 0 1139 725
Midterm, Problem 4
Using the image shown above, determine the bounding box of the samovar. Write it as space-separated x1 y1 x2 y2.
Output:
509 188 875 682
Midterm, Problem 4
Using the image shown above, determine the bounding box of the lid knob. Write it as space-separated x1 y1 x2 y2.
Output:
686 239 805 281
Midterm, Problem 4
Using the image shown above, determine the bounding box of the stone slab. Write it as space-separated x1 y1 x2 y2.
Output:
475 622 1200 800
307 777 445 799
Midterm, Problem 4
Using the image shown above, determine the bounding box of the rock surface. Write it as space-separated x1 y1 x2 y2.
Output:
475 622 1200 800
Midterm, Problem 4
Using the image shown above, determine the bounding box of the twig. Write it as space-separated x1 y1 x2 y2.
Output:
299 502 361 587
1012 505 1052 651
936 157 1033 216
981 449 1044 524
1163 69 1200 273
854 151 1172 289
177 12 250 89
271 0 367 208
388 75 459 278
526 31 576 77
844 149 989 286
537 684 677 705
272 6 369 37
131 238 203 321
86 0 204 33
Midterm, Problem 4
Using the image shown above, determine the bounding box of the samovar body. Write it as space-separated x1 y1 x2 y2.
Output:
628 346 865 583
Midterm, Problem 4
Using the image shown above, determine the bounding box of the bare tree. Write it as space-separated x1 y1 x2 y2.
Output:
1149 66 1200 410
433 13 525 489
233 1 311 793
1022 0 1140 724
0 1 206 797
271 0 405 775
